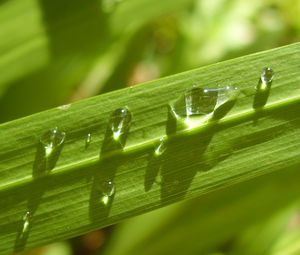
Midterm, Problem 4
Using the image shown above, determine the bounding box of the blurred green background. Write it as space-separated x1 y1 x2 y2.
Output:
1 0 299 254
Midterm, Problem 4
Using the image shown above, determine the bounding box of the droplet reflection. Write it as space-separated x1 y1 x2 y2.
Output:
20 211 32 239
85 133 92 149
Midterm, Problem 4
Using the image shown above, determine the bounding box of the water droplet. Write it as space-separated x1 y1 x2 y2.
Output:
101 0 122 13
40 128 66 157
260 67 274 87
20 211 32 238
154 137 167 156
256 67 274 91
211 86 240 120
110 107 132 141
185 87 218 116
253 68 274 109
85 133 92 148
216 86 240 107
172 86 239 119
100 180 115 205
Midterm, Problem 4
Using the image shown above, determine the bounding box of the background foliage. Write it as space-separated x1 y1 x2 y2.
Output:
0 0 300 254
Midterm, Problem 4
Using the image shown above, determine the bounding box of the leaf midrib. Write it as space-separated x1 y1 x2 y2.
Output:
1 93 299 193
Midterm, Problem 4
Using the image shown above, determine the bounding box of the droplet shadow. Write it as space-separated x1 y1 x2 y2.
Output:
89 108 132 222
13 179 49 252
14 131 64 252
145 99 237 204
252 85 272 125
159 127 215 203
252 67 274 125
253 86 271 110
32 139 65 178
89 155 123 222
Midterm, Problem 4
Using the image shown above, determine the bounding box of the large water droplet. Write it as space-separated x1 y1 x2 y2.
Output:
100 180 115 205
110 107 132 141
172 86 239 119
154 137 167 156
185 87 218 116
20 211 32 239
85 133 92 149
212 86 240 120
216 86 240 106
260 67 274 88
40 128 66 157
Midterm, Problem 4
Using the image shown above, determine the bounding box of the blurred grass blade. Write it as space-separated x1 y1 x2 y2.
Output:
0 0 194 122
228 207 298 255
270 222 300 255
103 167 300 255
0 43 300 254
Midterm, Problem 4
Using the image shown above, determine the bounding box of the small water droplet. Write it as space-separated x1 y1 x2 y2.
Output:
20 211 32 238
40 128 66 157
154 137 167 156
257 67 274 91
100 180 115 205
260 67 274 87
253 67 274 109
85 133 92 148
110 107 132 141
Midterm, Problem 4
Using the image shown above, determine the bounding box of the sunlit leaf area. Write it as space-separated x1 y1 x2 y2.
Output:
0 0 300 254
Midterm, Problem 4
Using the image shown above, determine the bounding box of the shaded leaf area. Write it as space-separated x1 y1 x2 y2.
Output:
103 165 300 255
0 43 300 254
0 0 107 120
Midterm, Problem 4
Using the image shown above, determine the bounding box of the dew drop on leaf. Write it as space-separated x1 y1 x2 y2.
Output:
154 137 167 156
172 86 239 119
100 180 115 205
110 107 132 142
216 86 240 107
40 128 66 158
212 86 240 120
253 67 274 108
185 87 218 116
260 67 274 87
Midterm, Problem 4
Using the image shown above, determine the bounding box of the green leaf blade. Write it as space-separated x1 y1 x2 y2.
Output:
0 43 300 254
